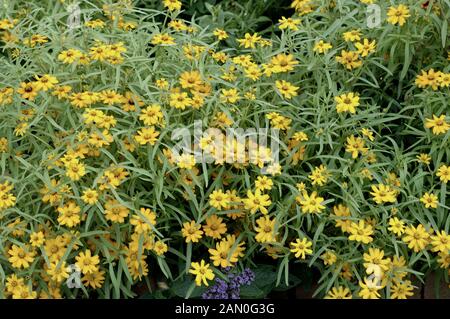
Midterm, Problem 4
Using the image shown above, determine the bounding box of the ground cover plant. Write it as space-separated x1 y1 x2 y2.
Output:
0 0 449 299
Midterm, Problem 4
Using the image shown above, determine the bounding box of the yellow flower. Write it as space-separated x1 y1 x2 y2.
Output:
290 238 313 260
254 216 276 243
358 278 381 299
332 204 352 232
213 29 228 40
47 261 70 283
153 241 169 256
52 85 72 99
292 132 308 142
0 18 17 30
369 184 397 204
203 215 227 239
104 199 130 223
343 29 361 42
437 252 450 268
134 126 160 145
151 33 176 45
189 260 215 286
212 51 228 63
278 16 301 31
155 78 169 90
81 188 99 205
325 286 352 299
415 69 443 90
275 80 299 99
388 217 405 236
5 274 25 295
244 65 262 81
436 164 450 183
34 74 58 91
359 128 374 142
321 251 337 266
181 220 203 243
334 92 360 114
255 176 273 192
391 280 414 299
387 4 410 26
139 104 164 125
425 115 450 135
336 50 362 70
29 231 45 247
12 286 37 299
169 92 192 109
266 112 292 130
416 153 431 165
209 240 235 268
237 33 261 49
243 189 272 215
89 45 110 61
313 40 332 53
348 220 374 244
75 250 100 275
176 153 196 169
163 0 182 11
220 88 240 103
270 53 298 73
209 235 245 267
291 0 313 14
23 34 48 47
430 230 450 253
65 159 86 181
8 244 35 269
363 248 390 273
296 191 325 214
85 19 106 29
82 270 106 289
168 19 188 31
209 189 230 210
100 90 123 105
345 135 369 159
402 224 430 253
308 165 329 186
179 70 203 89
57 201 81 227
420 192 438 209
17 82 39 101
130 207 157 234
355 39 376 57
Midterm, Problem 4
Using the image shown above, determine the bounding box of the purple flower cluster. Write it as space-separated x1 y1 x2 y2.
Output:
202 268 255 299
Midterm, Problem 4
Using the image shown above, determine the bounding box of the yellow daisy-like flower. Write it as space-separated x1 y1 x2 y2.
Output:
275 80 299 99
181 220 203 243
296 191 325 214
387 4 410 26
420 192 438 209
402 224 430 253
436 164 450 183
369 184 397 204
243 189 272 215
425 115 450 135
189 260 215 286
313 40 332 53
254 216 277 243
290 238 313 260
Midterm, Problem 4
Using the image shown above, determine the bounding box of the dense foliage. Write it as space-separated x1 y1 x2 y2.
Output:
0 0 449 299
